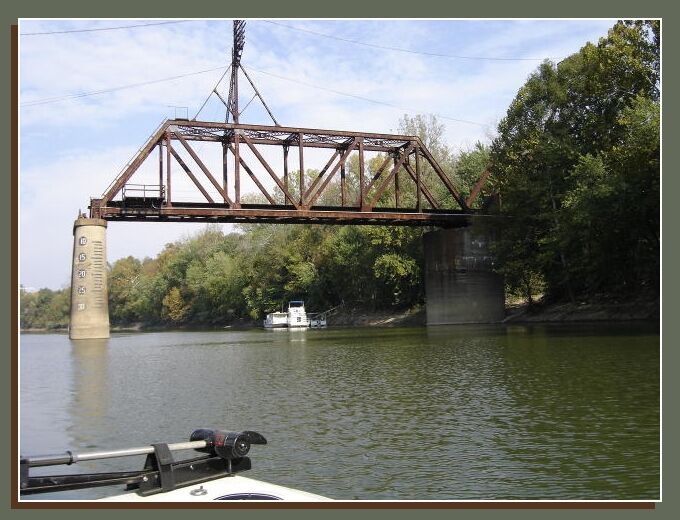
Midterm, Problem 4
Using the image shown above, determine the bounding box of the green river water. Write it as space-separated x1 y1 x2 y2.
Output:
19 322 659 501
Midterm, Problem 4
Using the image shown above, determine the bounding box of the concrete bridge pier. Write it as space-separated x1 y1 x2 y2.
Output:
69 214 110 340
424 224 504 325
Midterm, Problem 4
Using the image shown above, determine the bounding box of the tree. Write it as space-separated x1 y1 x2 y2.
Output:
162 287 189 323
491 21 659 302
108 256 142 324
20 287 70 329
455 142 492 207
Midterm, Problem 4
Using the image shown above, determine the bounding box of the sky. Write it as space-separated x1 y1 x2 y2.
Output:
19 18 617 290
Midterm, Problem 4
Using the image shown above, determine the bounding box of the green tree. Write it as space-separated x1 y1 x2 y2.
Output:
455 142 492 207
109 256 143 324
162 286 189 323
20 287 70 329
491 20 659 302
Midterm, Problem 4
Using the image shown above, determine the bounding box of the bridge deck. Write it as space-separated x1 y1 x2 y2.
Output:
99 202 471 227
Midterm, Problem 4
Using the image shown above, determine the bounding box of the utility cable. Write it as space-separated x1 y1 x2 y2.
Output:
21 20 191 36
21 65 228 107
23 61 490 127
262 20 555 62
244 65 489 127
192 65 231 120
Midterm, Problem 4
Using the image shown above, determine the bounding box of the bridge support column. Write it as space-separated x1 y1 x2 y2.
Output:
424 224 504 325
69 215 109 339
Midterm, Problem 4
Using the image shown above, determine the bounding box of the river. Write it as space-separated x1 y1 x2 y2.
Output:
19 322 659 501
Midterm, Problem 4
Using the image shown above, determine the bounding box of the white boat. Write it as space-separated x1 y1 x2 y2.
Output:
101 474 329 502
263 301 316 330
287 300 310 328
263 311 288 329
20 428 331 502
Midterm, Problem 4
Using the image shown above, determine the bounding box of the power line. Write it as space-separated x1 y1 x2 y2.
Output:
21 20 191 36
244 65 488 127
262 20 554 62
21 60 490 127
22 58 490 127
21 65 228 107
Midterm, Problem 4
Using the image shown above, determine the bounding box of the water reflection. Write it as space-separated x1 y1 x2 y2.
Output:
69 338 110 449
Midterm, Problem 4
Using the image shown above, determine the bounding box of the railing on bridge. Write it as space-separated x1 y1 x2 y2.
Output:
90 119 479 228
121 184 166 209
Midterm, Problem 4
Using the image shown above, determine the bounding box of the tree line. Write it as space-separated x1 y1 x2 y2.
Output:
20 21 659 329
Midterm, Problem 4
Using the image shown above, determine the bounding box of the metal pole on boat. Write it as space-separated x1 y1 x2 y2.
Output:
24 440 208 467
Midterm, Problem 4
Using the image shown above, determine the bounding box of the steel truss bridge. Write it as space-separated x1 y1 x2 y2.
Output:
90 119 490 228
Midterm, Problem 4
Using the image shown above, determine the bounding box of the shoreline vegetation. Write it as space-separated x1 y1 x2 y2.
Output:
21 294 659 334
20 22 659 335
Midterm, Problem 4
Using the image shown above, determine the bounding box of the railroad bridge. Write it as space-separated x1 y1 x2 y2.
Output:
90 119 486 228
68 21 504 340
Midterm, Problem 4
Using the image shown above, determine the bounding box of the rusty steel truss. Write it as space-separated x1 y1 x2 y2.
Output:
90 119 475 227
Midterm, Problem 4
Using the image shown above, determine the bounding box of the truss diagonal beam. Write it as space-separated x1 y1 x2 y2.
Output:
403 162 439 210
240 133 300 209
365 144 415 210
101 122 168 204
417 139 467 210
227 144 275 205
170 149 214 203
363 153 394 195
466 168 491 208
304 138 359 209
301 150 341 204
174 132 232 205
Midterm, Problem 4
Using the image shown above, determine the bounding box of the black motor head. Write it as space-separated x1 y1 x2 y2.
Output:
190 429 267 460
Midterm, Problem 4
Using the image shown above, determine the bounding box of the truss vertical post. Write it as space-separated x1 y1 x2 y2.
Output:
158 142 163 189
166 133 172 207
228 21 245 124
222 142 229 203
415 146 422 212
395 155 400 208
234 133 241 207
283 145 289 206
340 150 346 207
358 138 365 210
231 65 239 123
298 133 304 206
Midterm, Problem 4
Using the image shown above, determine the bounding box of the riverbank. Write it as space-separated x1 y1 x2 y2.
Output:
502 296 659 323
20 296 658 334
327 306 426 327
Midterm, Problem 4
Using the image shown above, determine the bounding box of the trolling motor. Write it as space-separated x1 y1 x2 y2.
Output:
20 428 267 496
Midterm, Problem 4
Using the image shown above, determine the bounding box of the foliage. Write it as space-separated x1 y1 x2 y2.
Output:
20 287 70 330
491 20 660 302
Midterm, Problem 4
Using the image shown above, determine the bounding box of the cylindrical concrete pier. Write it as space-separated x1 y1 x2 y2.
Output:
69 215 110 339
424 225 505 325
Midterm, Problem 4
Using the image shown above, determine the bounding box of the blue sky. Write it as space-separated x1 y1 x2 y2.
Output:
19 18 616 289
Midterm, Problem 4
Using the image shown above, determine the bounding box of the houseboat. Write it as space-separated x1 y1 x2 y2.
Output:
286 301 310 328
263 311 288 329
263 301 311 329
